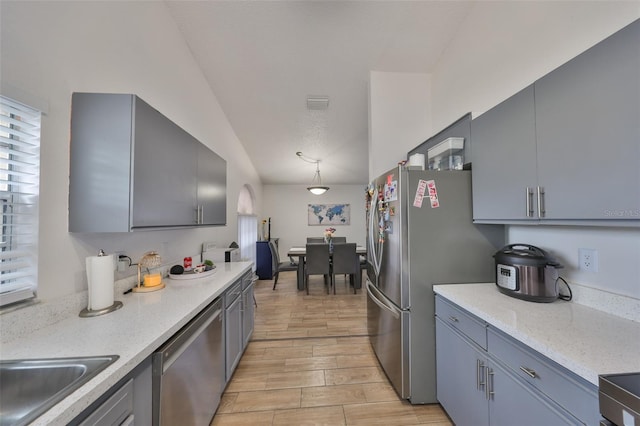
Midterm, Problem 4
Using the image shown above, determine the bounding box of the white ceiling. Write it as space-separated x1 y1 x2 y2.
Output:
165 1 475 185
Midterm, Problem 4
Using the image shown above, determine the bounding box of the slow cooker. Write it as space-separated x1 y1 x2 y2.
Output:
493 244 563 303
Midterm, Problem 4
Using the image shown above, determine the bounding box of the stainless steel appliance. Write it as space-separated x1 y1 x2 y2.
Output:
599 373 640 426
493 244 563 302
152 297 224 425
365 167 504 404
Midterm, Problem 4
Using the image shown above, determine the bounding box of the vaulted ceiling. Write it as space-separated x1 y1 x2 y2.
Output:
165 1 475 185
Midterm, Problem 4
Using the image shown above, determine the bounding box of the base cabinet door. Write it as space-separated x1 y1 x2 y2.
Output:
436 318 489 426
225 282 243 381
488 361 578 426
241 274 255 348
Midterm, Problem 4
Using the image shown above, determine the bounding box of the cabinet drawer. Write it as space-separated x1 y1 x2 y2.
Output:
80 379 133 426
488 328 599 425
436 296 487 350
225 280 242 306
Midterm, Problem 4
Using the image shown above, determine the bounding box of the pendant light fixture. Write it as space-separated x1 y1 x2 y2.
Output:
297 152 329 195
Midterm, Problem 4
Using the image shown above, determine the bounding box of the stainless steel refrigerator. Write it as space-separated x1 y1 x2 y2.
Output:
365 167 504 404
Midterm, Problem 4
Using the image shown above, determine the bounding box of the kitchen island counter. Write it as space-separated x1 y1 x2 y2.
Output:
433 283 640 386
0 261 253 425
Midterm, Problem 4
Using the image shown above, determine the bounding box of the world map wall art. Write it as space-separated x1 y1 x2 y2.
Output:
308 204 350 226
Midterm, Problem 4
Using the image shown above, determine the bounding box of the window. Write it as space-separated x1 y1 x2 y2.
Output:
0 96 41 306
238 215 257 271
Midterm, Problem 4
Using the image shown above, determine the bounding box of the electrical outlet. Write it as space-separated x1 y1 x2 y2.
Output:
578 248 598 272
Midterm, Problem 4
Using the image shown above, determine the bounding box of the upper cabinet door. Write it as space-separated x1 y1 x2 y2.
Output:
471 85 538 221
197 143 227 225
535 20 640 221
131 98 198 228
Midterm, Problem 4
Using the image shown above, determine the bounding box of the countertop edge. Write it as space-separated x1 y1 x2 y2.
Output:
6 262 253 425
433 283 640 387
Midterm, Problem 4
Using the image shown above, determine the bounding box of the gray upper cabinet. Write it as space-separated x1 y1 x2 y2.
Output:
197 143 227 225
535 20 640 221
69 93 226 232
472 19 639 225
131 96 198 228
471 85 538 222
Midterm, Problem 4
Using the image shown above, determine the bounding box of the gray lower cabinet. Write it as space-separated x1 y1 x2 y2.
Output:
69 93 226 232
241 272 255 348
225 280 243 381
435 296 597 425
71 357 152 426
471 19 639 225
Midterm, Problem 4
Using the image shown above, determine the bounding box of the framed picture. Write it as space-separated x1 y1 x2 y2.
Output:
308 204 350 226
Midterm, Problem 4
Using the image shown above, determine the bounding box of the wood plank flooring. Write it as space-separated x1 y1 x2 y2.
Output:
211 271 452 426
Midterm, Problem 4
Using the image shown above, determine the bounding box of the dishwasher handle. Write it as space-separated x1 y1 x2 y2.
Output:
154 298 223 374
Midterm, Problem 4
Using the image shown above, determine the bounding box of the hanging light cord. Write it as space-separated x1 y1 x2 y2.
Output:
296 151 320 164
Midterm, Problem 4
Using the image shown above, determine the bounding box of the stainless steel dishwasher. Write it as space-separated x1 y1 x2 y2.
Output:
152 297 224 425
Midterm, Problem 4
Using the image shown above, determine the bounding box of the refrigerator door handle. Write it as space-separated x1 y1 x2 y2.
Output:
368 189 384 278
366 279 401 319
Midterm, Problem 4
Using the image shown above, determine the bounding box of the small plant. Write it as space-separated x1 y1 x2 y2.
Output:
204 259 214 267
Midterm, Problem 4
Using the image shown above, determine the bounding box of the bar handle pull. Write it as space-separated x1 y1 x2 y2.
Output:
476 359 486 390
448 316 459 323
485 367 495 400
526 187 534 217
537 186 546 218
519 366 537 379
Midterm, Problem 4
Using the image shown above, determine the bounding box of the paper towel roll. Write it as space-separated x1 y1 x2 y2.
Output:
409 153 425 170
86 254 115 311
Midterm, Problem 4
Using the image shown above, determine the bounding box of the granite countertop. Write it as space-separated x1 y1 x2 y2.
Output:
433 283 640 386
0 262 252 425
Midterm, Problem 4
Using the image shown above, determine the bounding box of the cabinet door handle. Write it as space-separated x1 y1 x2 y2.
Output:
537 187 545 218
485 367 495 400
448 315 459 323
526 187 534 217
200 205 204 223
476 359 486 390
519 366 537 379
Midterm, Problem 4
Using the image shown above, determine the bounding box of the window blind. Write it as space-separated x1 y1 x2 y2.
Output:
0 96 40 306
238 214 257 271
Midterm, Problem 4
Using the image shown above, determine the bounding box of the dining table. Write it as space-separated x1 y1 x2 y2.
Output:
287 245 367 291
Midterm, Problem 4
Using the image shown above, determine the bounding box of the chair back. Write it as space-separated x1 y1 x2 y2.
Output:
331 243 358 275
305 244 331 275
268 239 280 273
306 237 325 244
332 237 346 243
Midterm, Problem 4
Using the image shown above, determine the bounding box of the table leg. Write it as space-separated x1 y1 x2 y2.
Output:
296 256 305 291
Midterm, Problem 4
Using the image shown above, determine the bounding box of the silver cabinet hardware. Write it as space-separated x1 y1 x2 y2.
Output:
526 187 534 217
448 316 459 323
537 186 546 218
519 366 538 379
476 359 486 390
485 367 495 400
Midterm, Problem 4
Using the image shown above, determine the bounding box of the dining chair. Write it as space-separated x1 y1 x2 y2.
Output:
304 243 332 295
306 237 325 244
331 243 359 294
332 237 346 243
268 239 297 290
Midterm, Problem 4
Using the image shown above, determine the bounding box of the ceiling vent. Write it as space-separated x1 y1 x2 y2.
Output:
306 96 329 110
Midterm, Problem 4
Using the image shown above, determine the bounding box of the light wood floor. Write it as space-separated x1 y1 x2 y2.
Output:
211 271 453 426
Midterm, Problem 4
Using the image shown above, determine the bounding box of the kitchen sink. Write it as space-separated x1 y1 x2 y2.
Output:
0 355 119 426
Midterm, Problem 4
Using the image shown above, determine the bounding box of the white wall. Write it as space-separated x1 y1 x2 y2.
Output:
0 1 262 301
427 3 640 299
262 185 366 260
369 72 431 180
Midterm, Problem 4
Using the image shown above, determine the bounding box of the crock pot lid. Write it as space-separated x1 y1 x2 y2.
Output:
494 244 562 267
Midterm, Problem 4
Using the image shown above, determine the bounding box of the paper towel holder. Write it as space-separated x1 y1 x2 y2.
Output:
79 301 123 317
80 249 123 318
